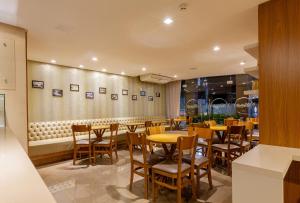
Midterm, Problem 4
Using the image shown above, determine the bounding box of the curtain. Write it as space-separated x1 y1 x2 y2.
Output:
166 81 181 118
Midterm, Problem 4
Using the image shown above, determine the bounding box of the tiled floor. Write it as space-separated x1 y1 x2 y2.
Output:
38 150 232 203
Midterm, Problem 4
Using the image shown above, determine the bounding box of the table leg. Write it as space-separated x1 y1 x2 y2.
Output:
93 129 106 142
127 125 138 132
162 144 177 160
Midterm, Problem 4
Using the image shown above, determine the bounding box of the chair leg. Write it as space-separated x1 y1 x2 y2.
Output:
191 173 196 200
177 178 182 203
196 168 200 196
89 146 92 165
227 153 231 176
110 152 113 164
152 171 156 203
207 164 213 189
93 145 96 165
73 148 77 165
144 172 148 199
115 147 118 160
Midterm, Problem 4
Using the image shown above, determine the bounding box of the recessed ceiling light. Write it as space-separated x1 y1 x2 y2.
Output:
213 46 221 52
142 67 147 71
102 68 107 72
163 17 174 25
51 59 56 64
240 61 246 66
79 65 84 68
174 75 178 78
92 57 98 61
242 82 246 85
121 71 125 75
220 85 224 87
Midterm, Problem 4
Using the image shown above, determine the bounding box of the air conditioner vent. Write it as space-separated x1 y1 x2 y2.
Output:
140 74 174 84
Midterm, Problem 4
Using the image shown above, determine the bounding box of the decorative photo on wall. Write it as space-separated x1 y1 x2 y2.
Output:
155 92 160 97
132 95 137 101
140 91 146 96
52 89 63 97
32 80 44 89
85 92 94 99
148 96 153 101
111 94 118 100
99 87 106 94
122 89 128 95
70 84 79 92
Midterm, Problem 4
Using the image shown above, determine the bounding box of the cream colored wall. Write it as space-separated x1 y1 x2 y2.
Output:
0 23 27 151
28 61 166 122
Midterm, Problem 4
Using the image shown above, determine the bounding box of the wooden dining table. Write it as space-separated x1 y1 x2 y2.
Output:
147 133 186 159
92 125 110 141
124 122 145 132
210 125 228 143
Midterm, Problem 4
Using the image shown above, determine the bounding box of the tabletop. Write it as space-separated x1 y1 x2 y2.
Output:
210 125 228 131
92 125 110 130
124 122 144 126
147 133 187 144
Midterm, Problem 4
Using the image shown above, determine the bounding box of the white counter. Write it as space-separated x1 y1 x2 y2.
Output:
232 144 300 203
0 128 56 203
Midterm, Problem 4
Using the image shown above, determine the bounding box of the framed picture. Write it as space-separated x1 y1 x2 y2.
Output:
85 92 94 99
111 94 118 100
70 84 79 92
99 87 106 94
52 89 63 97
140 91 146 96
156 92 160 97
148 96 153 101
132 95 137 100
122 89 128 95
32 80 44 89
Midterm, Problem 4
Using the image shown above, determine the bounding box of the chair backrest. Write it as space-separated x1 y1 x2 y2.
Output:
145 121 152 128
205 120 217 127
148 126 165 135
227 125 245 147
109 123 119 144
224 119 239 126
127 132 148 164
197 128 214 158
177 135 197 178
71 124 91 144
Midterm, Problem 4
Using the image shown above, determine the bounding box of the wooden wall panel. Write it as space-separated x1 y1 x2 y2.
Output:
259 0 300 148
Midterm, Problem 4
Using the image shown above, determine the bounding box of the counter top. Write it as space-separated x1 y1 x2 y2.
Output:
233 144 300 179
0 128 56 203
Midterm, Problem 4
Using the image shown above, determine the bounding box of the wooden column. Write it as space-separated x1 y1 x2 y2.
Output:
259 0 300 148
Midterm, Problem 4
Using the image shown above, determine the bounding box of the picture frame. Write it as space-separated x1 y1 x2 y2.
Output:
122 89 128 95
155 92 160 97
99 87 106 94
52 89 63 97
140 91 146 96
132 95 137 101
111 94 118 100
148 96 153 101
70 84 79 92
85 92 94 99
32 80 44 89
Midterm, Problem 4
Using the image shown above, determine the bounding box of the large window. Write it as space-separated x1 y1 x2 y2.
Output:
0 94 5 127
180 74 258 123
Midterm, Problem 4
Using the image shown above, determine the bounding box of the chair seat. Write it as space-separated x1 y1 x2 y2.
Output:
212 144 240 150
198 138 208 146
93 140 111 145
182 154 209 167
76 139 91 145
152 160 191 174
133 153 165 165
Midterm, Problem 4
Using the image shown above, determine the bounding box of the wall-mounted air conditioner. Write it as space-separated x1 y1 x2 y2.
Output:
140 74 174 84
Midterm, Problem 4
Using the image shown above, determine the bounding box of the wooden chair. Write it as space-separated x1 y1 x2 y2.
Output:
224 119 239 126
128 132 163 199
72 124 93 165
212 125 245 176
245 121 258 148
204 120 217 127
184 127 213 195
152 135 197 203
93 123 119 164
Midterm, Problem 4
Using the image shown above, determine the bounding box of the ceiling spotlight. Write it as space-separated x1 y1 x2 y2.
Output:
121 71 125 75
102 68 107 72
79 65 84 68
240 61 246 66
213 46 221 52
163 17 174 25
50 59 56 64
174 75 178 78
220 85 224 87
142 67 147 71
92 57 98 61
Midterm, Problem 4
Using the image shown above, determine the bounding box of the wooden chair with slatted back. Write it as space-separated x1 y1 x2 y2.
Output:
93 123 119 164
212 125 245 175
144 120 152 135
72 124 93 165
152 135 197 203
184 127 213 195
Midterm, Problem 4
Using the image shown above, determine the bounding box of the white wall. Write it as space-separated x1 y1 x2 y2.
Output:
28 61 166 122
0 23 27 151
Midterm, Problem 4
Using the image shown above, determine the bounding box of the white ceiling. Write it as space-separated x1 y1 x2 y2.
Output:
0 0 267 79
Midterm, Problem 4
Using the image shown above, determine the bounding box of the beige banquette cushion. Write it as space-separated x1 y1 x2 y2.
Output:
28 116 168 156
